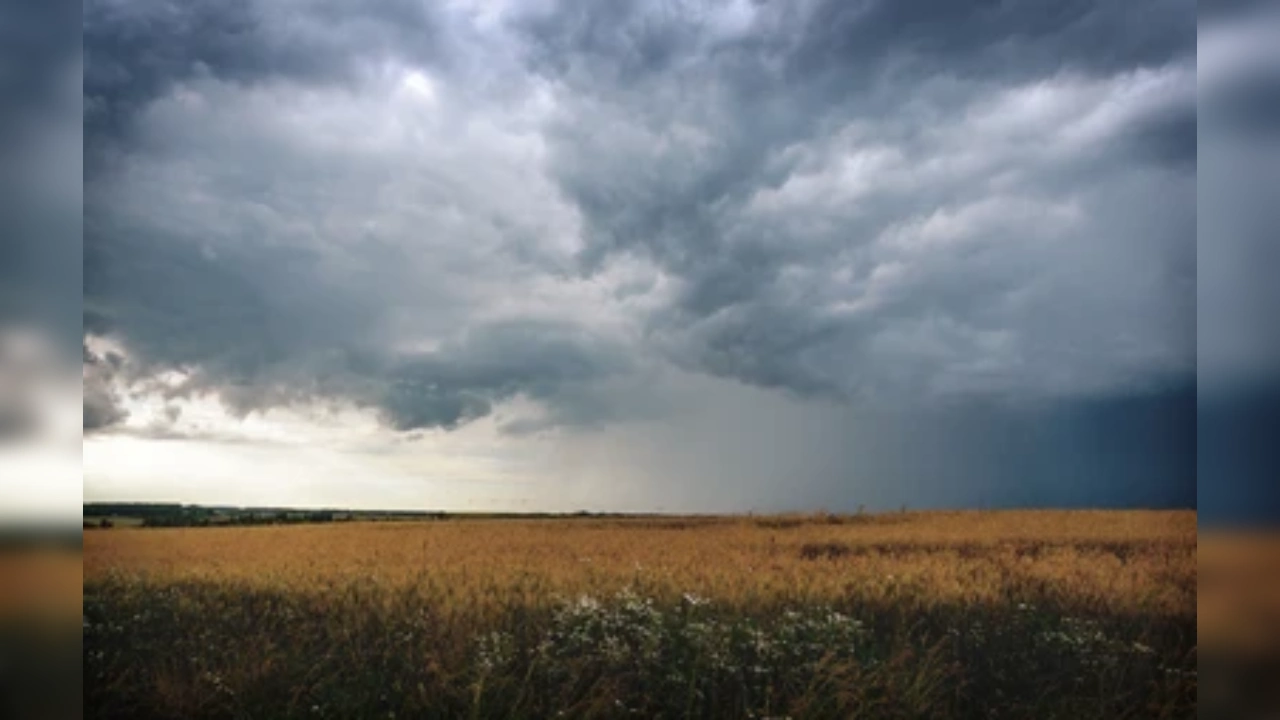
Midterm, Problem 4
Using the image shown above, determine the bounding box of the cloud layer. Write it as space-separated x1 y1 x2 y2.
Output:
81 0 1198 441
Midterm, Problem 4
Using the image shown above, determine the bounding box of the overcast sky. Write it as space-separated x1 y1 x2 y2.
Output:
29 0 1230 513
73 0 1206 513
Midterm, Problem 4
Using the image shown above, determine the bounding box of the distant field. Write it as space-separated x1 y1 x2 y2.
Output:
84 510 1196 719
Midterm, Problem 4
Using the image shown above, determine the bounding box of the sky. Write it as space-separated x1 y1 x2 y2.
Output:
13 0 1279 518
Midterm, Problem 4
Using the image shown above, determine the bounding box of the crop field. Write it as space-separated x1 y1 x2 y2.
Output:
83 510 1197 719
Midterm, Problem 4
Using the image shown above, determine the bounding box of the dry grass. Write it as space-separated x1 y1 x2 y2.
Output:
84 510 1197 719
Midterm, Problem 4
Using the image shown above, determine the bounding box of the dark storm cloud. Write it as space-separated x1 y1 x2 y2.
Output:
83 0 441 153
82 343 128 432
81 0 1197 441
516 0 1192 104
379 321 634 431
84 218 632 430
517 0 1196 161
784 0 1190 81
518 0 1195 403
83 221 377 390
83 389 127 432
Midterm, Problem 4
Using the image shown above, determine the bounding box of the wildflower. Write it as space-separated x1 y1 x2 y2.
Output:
682 592 709 607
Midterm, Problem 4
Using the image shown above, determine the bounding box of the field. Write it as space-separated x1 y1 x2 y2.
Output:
83 510 1197 719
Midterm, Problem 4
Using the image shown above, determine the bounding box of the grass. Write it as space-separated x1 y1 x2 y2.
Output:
83 510 1196 719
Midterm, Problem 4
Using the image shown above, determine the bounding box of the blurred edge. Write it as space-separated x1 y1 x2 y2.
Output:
1199 534 1280 718
1199 0 1280 717
0 0 84 718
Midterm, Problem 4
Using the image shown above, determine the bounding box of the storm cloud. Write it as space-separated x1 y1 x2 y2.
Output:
79 0 1199 509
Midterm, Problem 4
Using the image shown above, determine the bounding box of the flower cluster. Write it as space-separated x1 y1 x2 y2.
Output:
471 588 875 714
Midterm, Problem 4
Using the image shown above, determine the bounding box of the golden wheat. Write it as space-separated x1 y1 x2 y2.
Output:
83 510 1197 719
84 510 1195 616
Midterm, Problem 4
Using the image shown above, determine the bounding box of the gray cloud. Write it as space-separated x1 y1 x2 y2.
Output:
83 393 127 432
376 321 635 431
82 0 1196 441
526 0 1195 403
83 1 618 433
84 0 443 165
515 0 1192 96
82 342 128 432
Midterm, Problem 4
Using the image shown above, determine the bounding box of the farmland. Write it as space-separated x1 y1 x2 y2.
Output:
83 510 1196 719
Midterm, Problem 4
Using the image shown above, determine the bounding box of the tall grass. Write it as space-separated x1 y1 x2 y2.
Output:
84 510 1196 719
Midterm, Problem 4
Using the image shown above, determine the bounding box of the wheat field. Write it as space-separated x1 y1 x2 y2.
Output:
83 510 1197 719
